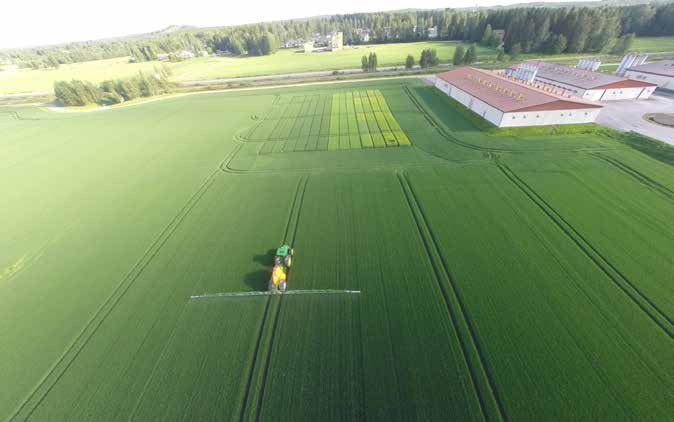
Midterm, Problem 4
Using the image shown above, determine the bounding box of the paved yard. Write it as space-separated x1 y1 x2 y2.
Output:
597 92 674 145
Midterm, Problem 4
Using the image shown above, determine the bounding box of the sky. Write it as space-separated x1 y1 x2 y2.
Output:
1 0 591 49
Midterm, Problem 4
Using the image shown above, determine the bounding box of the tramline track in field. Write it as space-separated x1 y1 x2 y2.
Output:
590 152 674 200
397 171 507 422
496 160 674 338
237 174 308 422
8 166 222 422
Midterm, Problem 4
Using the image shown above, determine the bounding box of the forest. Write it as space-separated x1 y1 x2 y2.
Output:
1 2 673 69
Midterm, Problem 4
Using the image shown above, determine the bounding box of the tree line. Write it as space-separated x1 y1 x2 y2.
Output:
3 2 673 68
54 66 173 106
363 46 469 72
361 53 378 72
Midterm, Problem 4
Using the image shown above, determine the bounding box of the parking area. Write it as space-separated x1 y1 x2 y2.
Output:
597 92 674 145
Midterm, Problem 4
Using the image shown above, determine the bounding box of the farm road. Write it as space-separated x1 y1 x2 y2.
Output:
597 93 674 145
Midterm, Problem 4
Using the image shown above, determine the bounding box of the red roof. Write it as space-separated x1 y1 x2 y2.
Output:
436 67 602 113
593 79 657 90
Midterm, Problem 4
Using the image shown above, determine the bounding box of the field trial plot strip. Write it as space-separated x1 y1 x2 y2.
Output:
397 171 507 422
496 161 673 338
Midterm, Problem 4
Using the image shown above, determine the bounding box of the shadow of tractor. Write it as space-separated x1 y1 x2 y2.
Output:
245 248 276 291
252 249 276 266
244 270 269 291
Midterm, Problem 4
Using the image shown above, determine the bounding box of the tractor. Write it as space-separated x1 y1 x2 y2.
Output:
269 245 294 292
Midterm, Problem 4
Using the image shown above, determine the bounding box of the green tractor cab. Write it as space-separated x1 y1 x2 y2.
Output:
274 244 294 267
270 245 294 292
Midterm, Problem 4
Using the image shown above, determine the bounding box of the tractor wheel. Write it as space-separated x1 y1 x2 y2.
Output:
284 255 292 267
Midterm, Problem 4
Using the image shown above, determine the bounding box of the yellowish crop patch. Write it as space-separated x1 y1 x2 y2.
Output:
245 90 411 154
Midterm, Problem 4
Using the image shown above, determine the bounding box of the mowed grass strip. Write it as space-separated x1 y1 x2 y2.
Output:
349 134 362 149
310 114 322 136
347 114 358 135
384 112 402 131
306 136 319 151
329 111 340 136
365 113 379 134
360 133 374 148
339 134 351 150
361 94 373 112
367 91 381 112
354 94 364 113
356 112 369 133
382 132 399 147
393 130 412 145
371 132 386 148
374 111 391 131
259 142 276 155
339 113 348 135
272 140 287 153
327 135 339 151
317 136 329 151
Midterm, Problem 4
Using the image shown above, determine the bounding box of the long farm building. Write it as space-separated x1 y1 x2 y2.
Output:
435 67 603 128
524 60 657 101
625 60 674 91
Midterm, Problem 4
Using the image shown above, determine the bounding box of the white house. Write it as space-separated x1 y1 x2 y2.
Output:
428 27 438 39
435 67 603 128
328 32 343 51
624 60 674 92
524 60 657 101
355 28 370 43
176 50 195 59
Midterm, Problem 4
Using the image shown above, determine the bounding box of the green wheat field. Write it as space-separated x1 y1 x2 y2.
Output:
1 78 672 421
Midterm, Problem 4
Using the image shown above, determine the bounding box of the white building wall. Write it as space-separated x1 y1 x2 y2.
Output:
499 108 601 127
465 94 504 126
599 87 652 101
536 75 651 101
624 70 674 91
435 80 504 126
435 78 451 95
582 89 603 102
638 86 657 99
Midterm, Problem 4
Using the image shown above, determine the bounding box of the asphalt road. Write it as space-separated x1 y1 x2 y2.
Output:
597 92 674 146
180 64 452 86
